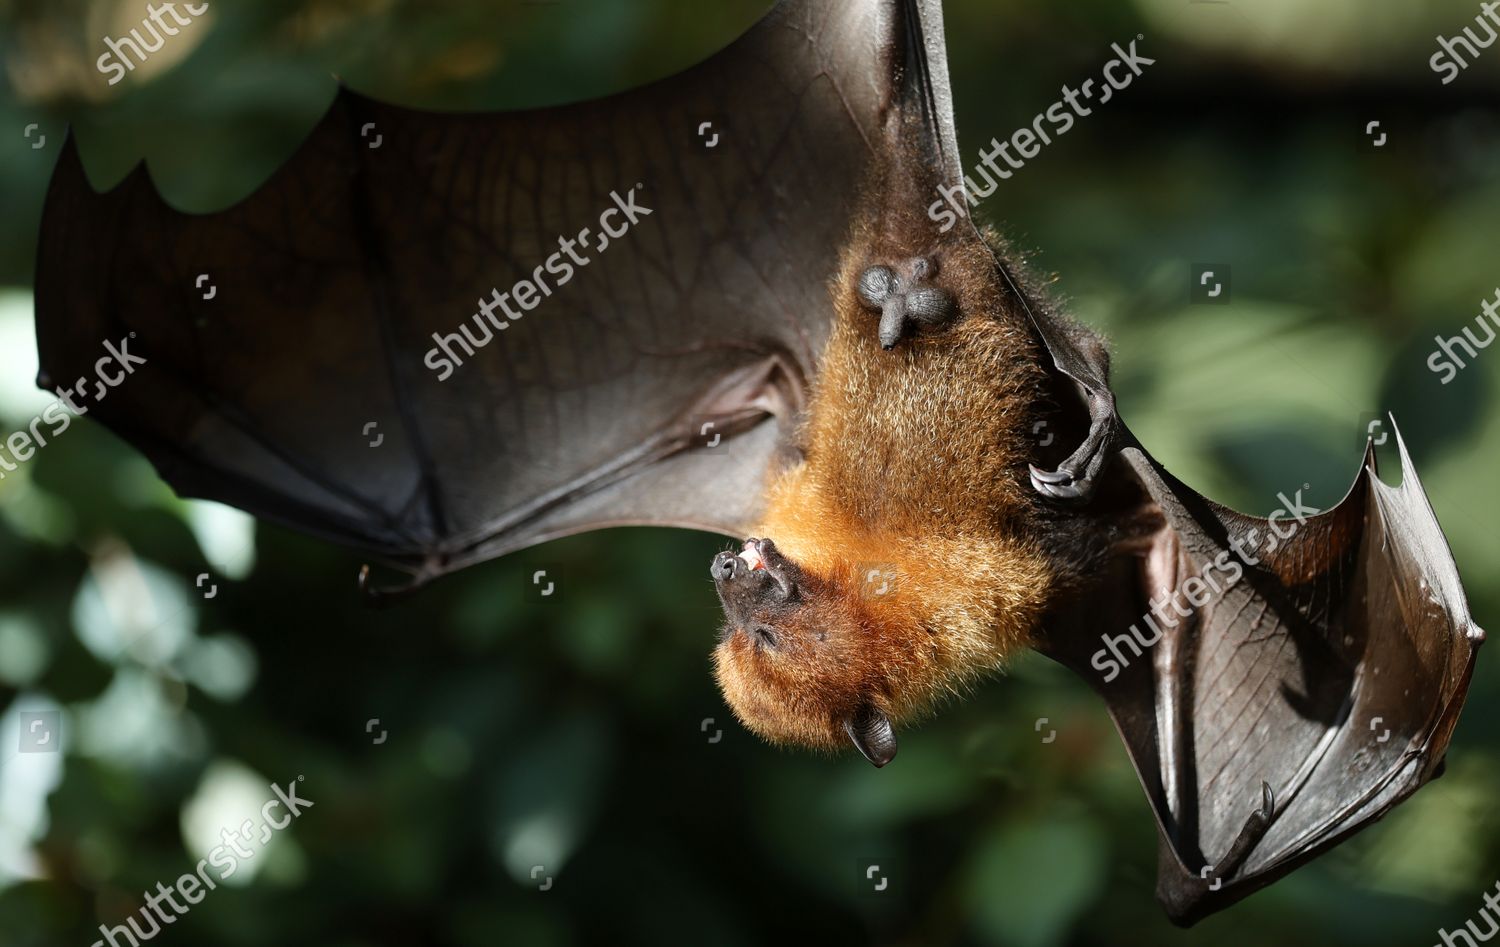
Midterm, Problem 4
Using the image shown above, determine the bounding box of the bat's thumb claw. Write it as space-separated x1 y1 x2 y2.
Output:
1258 781 1275 818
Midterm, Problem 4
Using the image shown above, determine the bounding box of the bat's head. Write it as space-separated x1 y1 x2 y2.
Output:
709 538 898 766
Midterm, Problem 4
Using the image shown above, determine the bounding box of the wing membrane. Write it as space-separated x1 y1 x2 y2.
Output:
34 0 960 579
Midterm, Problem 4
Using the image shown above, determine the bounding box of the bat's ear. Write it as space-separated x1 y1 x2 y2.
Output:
844 703 897 767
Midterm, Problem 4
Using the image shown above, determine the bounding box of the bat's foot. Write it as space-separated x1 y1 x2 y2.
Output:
1029 389 1118 501
855 256 957 349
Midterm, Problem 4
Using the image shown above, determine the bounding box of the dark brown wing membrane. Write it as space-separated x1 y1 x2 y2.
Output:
1041 425 1482 924
33 0 958 582
922 4 1480 916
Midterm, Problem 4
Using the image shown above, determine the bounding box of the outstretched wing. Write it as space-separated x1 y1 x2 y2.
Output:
1040 424 1482 924
33 0 958 585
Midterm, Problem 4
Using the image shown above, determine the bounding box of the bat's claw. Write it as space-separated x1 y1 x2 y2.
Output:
357 562 437 608
1029 388 1118 503
1206 780 1277 889
1028 465 1072 484
1028 437 1107 501
1029 464 1087 499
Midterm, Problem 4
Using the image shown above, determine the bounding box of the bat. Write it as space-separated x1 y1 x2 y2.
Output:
32 0 1483 925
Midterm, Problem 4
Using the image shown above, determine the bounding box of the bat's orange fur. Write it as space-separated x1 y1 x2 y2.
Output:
713 151 1076 752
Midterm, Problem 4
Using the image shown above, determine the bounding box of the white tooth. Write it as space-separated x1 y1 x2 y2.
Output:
737 542 763 569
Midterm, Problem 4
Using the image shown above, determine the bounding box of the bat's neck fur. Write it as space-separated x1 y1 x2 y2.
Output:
750 152 1080 727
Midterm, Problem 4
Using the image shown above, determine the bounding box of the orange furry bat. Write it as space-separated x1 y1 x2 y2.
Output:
713 156 1074 759
35 0 1480 924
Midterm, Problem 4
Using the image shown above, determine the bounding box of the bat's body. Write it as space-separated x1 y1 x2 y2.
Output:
33 0 1481 925
712 159 1107 757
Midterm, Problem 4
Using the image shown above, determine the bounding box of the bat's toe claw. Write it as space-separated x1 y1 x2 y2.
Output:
1028 464 1073 485
1029 464 1087 500
1029 399 1118 503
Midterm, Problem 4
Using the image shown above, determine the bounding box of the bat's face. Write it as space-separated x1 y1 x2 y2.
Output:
710 538 898 765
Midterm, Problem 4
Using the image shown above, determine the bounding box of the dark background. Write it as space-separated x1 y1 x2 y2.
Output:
1 0 1498 944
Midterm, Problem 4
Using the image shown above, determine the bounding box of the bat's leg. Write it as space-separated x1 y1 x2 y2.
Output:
855 257 958 349
1156 781 1275 920
1205 782 1275 886
1150 530 1199 852
1029 325 1118 501
1151 533 1275 891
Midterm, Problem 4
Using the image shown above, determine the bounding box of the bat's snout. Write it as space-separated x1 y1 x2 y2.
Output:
711 549 749 582
711 539 795 620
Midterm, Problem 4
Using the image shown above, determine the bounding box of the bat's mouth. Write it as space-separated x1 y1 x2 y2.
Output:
736 539 766 571
711 538 796 618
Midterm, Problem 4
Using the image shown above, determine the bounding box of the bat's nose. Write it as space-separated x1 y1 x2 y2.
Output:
711 550 743 582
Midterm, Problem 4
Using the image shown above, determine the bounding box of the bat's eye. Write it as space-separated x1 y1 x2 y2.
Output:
751 625 779 648
857 265 898 308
